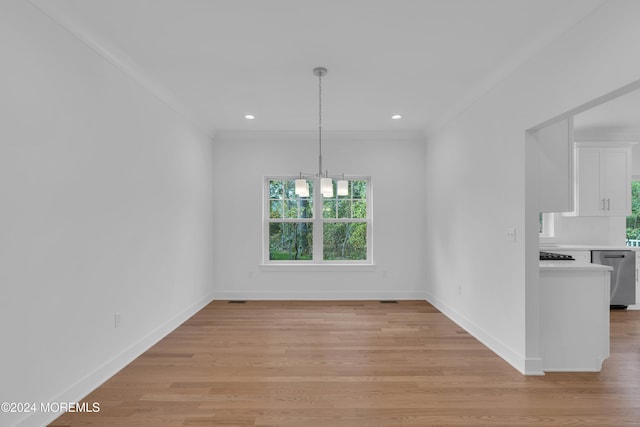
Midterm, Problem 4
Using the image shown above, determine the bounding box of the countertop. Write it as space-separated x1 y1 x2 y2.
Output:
539 261 613 271
539 244 626 270
540 244 639 251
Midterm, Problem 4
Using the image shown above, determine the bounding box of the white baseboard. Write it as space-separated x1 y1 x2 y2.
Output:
542 358 605 372
524 357 545 376
16 291 215 427
425 292 536 375
213 291 428 300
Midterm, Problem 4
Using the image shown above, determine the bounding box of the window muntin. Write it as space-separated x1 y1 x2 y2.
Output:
322 180 367 219
265 177 370 264
269 179 314 219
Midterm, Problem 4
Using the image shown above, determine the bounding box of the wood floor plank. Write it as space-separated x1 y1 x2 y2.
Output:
49 301 640 426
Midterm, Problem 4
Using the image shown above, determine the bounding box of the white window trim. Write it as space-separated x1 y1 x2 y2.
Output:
539 212 556 243
262 176 374 267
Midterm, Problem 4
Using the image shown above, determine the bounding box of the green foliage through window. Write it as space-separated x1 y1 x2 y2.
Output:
266 177 369 262
269 179 313 219
269 222 313 260
323 223 367 260
626 180 640 240
323 180 367 219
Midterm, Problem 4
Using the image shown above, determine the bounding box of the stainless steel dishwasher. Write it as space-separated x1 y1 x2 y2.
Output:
591 250 636 308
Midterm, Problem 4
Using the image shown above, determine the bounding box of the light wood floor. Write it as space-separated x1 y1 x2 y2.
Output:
50 300 640 426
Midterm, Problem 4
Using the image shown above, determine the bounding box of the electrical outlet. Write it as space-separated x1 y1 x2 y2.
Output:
505 227 516 242
114 313 121 328
457 285 462 296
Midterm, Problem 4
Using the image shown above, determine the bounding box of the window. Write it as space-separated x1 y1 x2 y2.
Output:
626 179 640 246
265 177 371 264
539 212 554 238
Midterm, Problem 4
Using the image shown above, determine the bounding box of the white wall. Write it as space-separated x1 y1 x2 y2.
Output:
553 215 626 246
633 144 640 176
426 0 640 374
0 2 215 426
212 131 427 300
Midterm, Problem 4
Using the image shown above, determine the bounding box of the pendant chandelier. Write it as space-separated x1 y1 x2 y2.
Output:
294 67 348 198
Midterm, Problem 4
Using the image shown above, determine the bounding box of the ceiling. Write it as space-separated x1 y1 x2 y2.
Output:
33 0 610 136
574 88 640 141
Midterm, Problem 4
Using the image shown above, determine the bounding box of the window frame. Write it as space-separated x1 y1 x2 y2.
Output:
625 176 640 246
263 176 372 266
539 212 555 238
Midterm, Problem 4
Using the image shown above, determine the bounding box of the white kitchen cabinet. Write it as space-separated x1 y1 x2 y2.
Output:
539 264 611 371
572 143 632 216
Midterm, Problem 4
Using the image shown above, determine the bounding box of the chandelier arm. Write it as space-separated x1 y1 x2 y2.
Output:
298 173 350 179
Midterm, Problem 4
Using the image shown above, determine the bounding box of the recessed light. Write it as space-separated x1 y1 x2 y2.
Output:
391 114 402 120
244 114 255 120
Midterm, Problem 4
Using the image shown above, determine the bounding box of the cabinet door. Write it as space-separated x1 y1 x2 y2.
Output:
575 147 604 216
573 144 632 217
634 252 640 309
601 148 631 215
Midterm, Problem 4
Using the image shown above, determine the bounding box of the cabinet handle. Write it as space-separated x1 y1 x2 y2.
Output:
607 198 611 210
602 198 606 210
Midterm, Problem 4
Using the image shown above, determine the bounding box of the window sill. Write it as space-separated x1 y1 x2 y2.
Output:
259 264 376 272
539 236 557 244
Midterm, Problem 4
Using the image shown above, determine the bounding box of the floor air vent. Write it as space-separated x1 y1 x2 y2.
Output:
228 300 247 304
380 300 398 304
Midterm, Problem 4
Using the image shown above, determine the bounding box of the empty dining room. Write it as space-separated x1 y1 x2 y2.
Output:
2 1 640 426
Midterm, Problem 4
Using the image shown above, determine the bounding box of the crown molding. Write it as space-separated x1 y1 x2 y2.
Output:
27 0 214 139
574 138 640 145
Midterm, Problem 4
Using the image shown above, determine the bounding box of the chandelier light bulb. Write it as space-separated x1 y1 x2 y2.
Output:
295 179 309 197
321 177 333 197
337 180 349 196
